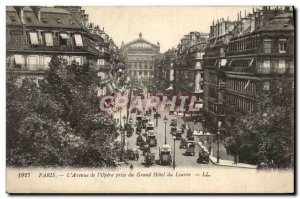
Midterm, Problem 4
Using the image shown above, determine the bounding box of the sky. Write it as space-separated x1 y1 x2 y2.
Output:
84 6 254 52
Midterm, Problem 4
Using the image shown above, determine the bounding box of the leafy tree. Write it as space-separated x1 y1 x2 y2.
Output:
7 57 120 167
224 75 294 168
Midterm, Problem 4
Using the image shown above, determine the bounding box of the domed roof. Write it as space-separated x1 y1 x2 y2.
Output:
129 42 153 49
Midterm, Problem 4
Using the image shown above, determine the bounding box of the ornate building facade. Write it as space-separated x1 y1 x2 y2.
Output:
203 6 294 131
6 6 126 96
121 33 160 79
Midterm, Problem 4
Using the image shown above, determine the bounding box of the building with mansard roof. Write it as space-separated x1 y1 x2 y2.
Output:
6 6 126 96
203 6 294 132
121 32 160 78
6 6 117 77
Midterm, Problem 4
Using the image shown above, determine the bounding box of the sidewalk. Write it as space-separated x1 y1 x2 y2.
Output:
198 141 257 169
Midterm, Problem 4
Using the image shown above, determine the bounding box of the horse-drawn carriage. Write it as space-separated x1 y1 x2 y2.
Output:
124 124 134 137
146 130 157 147
170 126 177 134
184 141 196 156
197 148 210 164
173 130 183 140
142 116 150 129
170 118 177 127
136 135 145 147
136 114 143 127
144 152 155 167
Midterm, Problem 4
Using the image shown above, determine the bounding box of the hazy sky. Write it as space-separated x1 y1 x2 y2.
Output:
84 6 254 52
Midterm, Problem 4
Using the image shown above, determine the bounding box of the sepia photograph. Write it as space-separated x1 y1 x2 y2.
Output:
5 4 295 194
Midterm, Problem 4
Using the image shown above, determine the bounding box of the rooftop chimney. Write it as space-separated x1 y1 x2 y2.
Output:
31 6 41 22
14 6 25 24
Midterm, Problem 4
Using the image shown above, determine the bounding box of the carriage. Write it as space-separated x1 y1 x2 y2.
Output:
159 144 172 166
144 152 155 167
146 130 157 147
184 141 196 156
142 116 150 129
197 148 210 164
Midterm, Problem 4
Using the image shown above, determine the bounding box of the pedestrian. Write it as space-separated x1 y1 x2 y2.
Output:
130 164 133 170
135 150 139 161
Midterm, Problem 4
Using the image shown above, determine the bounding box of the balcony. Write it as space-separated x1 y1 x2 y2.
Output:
7 42 110 58
227 48 258 56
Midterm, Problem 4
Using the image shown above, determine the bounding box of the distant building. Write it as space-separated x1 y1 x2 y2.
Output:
121 33 160 79
203 6 294 131
154 32 209 114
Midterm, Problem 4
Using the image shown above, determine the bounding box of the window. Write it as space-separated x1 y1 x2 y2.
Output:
13 55 25 68
74 34 83 47
41 18 48 24
263 82 270 91
97 59 105 66
59 33 69 45
27 55 39 70
73 57 82 65
278 39 287 53
263 60 270 70
10 16 16 22
44 33 53 46
29 32 39 45
26 17 32 23
263 39 272 53
44 56 51 69
278 60 286 73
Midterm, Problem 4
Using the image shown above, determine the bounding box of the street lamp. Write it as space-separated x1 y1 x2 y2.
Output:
216 121 221 163
118 107 122 128
122 115 126 145
164 116 168 144
173 136 176 169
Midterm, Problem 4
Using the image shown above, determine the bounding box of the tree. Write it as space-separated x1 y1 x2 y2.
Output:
7 57 120 167
224 75 294 168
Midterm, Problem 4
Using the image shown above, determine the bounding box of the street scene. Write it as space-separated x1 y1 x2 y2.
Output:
6 6 294 172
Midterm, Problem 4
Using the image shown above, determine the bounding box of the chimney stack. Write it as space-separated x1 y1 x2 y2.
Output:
14 6 25 24
31 6 41 22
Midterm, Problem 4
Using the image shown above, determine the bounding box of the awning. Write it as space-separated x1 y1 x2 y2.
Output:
74 34 83 47
29 32 39 45
249 59 254 67
188 83 194 88
194 103 203 109
98 72 106 79
14 55 25 65
45 33 53 46
220 59 227 67
107 83 114 93
165 86 173 91
214 59 218 66
59 33 69 40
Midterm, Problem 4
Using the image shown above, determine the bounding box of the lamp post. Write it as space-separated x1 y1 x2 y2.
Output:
173 136 176 169
164 116 168 144
122 115 126 146
216 121 221 163
119 107 122 128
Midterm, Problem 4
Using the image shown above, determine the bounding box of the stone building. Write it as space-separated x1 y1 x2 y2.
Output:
203 6 294 131
154 32 209 114
6 6 125 96
121 33 160 79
